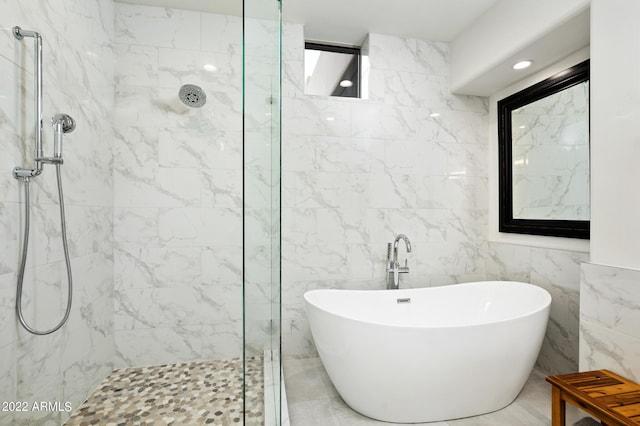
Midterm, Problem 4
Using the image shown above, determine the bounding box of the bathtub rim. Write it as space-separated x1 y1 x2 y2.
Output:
304 280 551 330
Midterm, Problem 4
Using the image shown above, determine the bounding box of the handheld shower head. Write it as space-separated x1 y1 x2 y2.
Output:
51 113 75 158
52 113 76 133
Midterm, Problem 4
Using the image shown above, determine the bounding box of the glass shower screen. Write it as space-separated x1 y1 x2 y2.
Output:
243 0 282 424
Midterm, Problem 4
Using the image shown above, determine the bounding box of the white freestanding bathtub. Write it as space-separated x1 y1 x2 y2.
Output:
304 281 551 423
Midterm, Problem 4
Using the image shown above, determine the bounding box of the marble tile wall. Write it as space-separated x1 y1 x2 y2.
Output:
0 1 115 424
511 80 590 220
112 3 245 367
580 263 640 381
486 242 588 375
279 24 590 375
281 26 490 356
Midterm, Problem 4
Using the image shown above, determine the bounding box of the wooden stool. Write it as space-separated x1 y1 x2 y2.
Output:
546 370 640 425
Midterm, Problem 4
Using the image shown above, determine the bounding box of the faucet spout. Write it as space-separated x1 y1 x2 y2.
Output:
387 234 412 290
392 234 412 264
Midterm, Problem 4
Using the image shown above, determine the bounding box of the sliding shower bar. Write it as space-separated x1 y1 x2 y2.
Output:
13 25 44 179
12 25 76 335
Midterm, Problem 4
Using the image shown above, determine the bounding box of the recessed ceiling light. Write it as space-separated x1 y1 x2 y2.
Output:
339 80 353 88
326 116 335 121
430 112 440 118
203 64 217 72
513 60 533 70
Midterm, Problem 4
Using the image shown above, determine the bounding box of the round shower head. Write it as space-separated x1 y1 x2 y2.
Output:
178 84 207 108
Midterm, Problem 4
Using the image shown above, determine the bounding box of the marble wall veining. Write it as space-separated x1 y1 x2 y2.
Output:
486 242 588 375
511 80 590 221
580 263 640 381
281 26 491 357
112 3 244 367
0 1 115 424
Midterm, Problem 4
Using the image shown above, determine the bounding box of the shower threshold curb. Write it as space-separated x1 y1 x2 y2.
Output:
264 350 290 426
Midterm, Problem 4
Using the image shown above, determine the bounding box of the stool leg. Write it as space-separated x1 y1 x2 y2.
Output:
551 387 566 426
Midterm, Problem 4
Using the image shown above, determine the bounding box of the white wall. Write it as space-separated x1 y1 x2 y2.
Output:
579 0 640 379
589 0 640 270
450 0 590 96
0 1 115 424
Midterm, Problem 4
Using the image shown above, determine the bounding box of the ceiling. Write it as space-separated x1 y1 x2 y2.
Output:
284 0 499 45
114 0 499 45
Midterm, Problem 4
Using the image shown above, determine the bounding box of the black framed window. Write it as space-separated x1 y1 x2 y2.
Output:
304 42 361 98
498 60 590 239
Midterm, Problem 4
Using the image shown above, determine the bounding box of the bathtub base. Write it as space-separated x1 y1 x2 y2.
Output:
341 385 518 424
314 313 544 423
327 353 531 423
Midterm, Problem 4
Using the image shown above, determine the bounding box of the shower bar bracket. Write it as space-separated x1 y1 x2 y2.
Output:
12 25 44 180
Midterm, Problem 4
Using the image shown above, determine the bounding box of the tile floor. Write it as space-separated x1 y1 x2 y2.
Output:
64 357 263 426
283 357 593 426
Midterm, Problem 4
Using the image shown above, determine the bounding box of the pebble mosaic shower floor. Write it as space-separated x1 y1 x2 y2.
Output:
64 357 263 426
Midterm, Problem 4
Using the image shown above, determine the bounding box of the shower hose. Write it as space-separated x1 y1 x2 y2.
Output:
16 164 73 335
